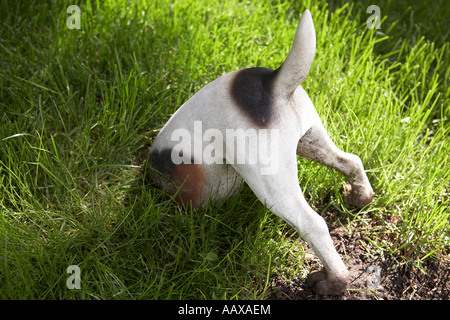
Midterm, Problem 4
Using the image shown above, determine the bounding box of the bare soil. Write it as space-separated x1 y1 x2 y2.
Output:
266 223 450 300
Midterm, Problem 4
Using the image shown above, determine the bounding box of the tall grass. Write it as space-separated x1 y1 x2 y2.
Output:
0 0 448 299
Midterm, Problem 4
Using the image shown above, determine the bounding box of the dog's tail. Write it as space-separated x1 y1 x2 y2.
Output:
272 10 316 97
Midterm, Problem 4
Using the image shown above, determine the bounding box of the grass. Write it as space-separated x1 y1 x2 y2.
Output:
0 0 448 299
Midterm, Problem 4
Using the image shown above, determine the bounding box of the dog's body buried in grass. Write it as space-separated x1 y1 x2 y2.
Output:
147 10 374 295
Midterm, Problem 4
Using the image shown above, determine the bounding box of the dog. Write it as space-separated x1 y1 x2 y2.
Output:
146 10 374 295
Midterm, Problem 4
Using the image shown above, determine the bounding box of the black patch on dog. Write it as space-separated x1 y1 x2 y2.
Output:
146 148 197 189
230 67 278 127
146 148 176 188
148 148 176 176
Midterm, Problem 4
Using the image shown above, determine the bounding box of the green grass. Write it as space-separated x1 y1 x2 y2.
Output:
0 0 448 299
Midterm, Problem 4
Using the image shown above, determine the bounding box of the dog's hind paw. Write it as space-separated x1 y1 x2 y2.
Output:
344 182 374 208
306 269 348 295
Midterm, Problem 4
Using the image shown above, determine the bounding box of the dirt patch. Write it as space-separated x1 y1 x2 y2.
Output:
266 225 450 300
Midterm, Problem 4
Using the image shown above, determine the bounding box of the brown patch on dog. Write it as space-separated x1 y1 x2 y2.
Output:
171 163 206 208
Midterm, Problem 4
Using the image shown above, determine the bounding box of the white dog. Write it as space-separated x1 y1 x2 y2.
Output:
147 10 374 295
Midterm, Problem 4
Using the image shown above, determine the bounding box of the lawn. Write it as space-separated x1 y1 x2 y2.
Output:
0 0 448 299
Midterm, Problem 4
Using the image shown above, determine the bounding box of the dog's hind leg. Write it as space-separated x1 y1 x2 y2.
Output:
231 152 349 295
297 125 374 208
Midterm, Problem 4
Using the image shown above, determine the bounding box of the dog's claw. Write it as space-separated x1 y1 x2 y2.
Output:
306 269 348 295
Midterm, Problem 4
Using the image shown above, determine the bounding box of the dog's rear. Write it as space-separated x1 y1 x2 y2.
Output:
146 11 317 206
147 10 373 295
